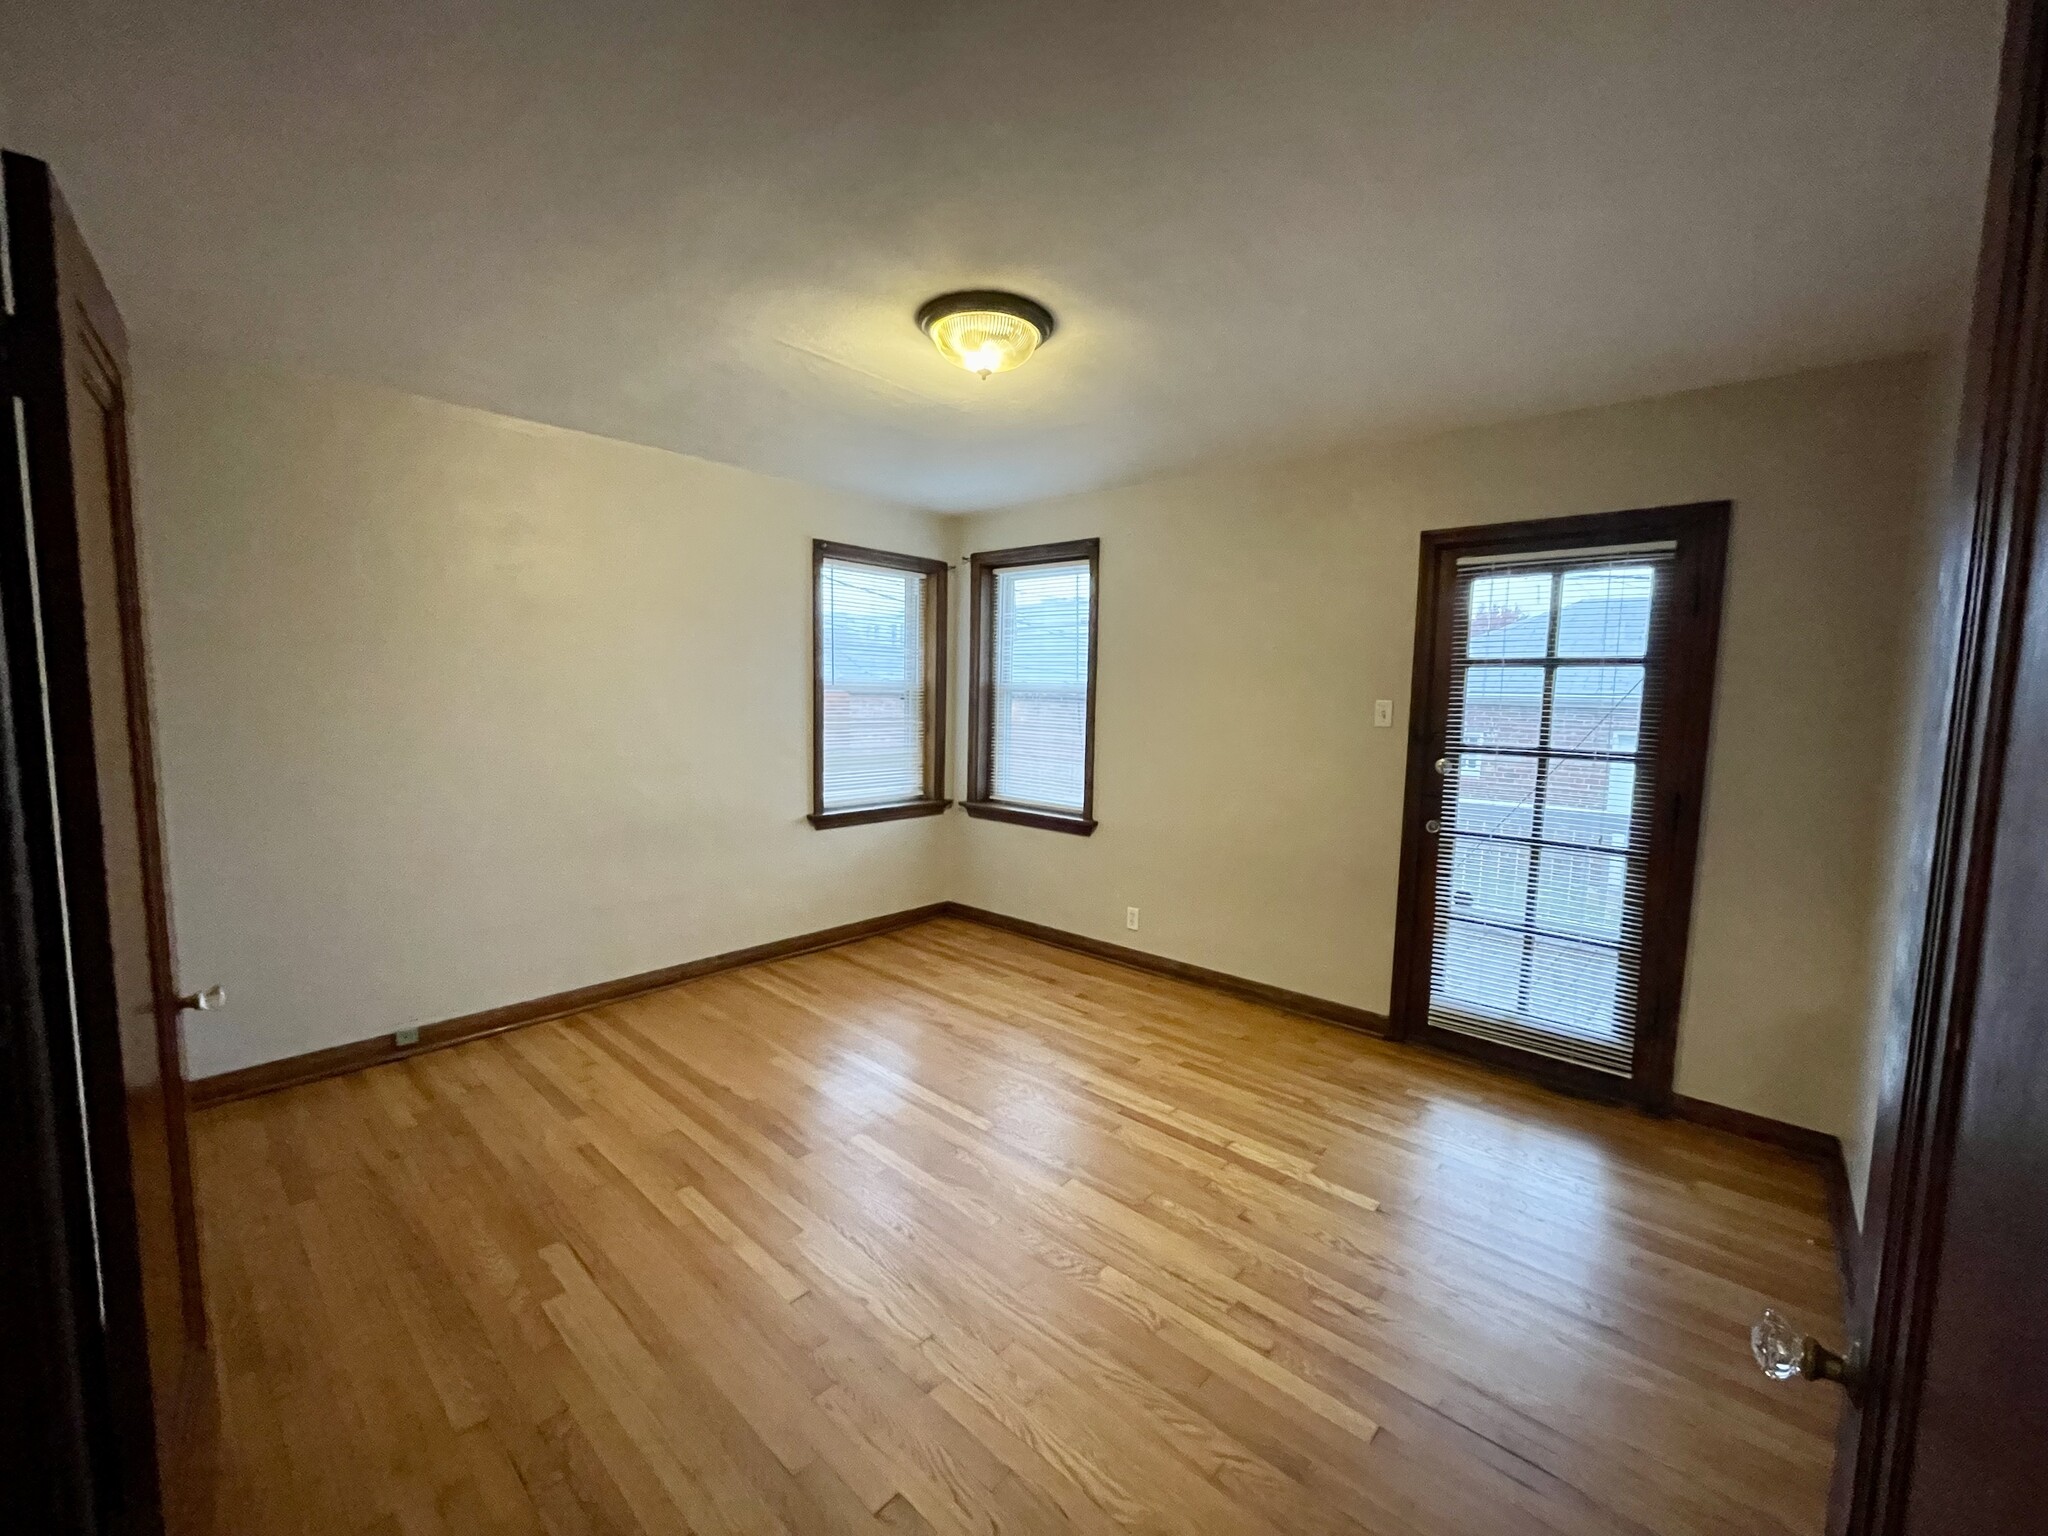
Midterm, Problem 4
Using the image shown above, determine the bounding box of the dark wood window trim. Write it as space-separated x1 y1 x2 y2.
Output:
1386 500 1730 1110
964 538 1100 836
809 539 950 830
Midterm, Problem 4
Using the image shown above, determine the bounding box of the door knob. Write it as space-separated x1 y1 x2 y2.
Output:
177 984 226 1012
1751 1308 1863 1401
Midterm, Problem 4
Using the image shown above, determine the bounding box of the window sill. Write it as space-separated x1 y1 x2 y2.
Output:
961 800 1097 836
808 799 951 830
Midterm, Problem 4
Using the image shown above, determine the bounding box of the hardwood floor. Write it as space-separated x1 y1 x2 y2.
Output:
188 917 1843 1535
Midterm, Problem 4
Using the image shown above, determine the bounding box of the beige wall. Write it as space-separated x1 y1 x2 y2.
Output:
1839 342 1974 1219
951 355 1942 1140
134 355 953 1078
135 348 1945 1147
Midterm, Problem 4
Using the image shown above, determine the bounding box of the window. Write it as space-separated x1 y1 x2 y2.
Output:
965 539 1099 834
810 541 948 828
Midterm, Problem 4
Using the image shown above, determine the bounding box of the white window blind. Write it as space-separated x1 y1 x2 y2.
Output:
1428 547 1673 1076
991 560 1091 812
818 557 928 810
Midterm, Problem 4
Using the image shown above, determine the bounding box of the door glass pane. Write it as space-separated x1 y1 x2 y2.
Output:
1540 759 1637 850
1446 837 1529 923
1460 665 1544 747
1451 753 1535 837
1527 938 1622 1039
1440 921 1525 1013
1465 572 1553 658
1533 847 1628 942
1556 566 1654 657
1549 665 1644 753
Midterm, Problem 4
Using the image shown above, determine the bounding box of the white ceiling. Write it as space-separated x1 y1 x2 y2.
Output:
2 1 2006 510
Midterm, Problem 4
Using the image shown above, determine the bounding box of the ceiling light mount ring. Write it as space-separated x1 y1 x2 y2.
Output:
917 289 1056 377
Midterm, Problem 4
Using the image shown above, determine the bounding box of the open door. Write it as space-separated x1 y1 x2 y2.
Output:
1738 2 2048 1530
0 150 210 1534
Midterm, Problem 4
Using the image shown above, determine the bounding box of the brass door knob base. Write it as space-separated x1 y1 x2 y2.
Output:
1752 1308 1865 1402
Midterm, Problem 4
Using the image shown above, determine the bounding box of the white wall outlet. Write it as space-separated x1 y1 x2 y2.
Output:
1126 906 1140 931
1373 698 1394 728
394 1026 421 1047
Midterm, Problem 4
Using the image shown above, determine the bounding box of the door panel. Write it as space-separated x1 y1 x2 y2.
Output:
1897 539 2048 1529
1833 0 2048 1527
4 148 205 1532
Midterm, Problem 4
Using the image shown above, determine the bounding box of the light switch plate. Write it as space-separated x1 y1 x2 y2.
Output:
1374 699 1394 727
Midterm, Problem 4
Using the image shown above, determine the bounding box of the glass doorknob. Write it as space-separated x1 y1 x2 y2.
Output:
1751 1308 1864 1400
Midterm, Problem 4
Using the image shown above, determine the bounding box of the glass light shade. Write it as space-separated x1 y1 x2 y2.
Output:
925 308 1044 377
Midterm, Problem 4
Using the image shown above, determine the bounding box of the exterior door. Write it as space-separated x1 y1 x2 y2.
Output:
1390 502 1728 1106
1 149 207 1533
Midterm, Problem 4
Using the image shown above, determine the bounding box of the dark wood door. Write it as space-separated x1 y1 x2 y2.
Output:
1895 601 2048 1525
2 149 206 1533
1836 0 2048 1530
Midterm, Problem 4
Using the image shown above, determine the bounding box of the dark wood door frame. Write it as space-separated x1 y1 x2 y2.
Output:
1 148 207 1535
1387 500 1730 1110
1836 0 2048 1528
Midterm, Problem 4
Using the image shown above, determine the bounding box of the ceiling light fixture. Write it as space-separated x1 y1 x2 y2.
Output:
916 290 1056 379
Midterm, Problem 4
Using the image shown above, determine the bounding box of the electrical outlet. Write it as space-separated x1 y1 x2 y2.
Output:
1126 907 1140 931
394 1026 421 1047
1373 699 1394 728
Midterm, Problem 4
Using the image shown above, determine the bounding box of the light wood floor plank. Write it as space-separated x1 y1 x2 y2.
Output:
191 918 1841 1534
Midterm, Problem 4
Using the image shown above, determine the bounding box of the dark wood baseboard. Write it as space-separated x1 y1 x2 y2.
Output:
938 902 1390 1037
187 902 952 1107
1672 1093 1860 1311
1821 1144 1862 1312
1670 1093 1839 1160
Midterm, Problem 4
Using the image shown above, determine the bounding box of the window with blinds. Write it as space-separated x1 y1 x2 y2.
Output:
1427 545 1674 1075
966 539 1099 833
812 544 946 824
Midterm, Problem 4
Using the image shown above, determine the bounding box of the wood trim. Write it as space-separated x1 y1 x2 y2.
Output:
79 325 207 1349
1386 501 1731 1113
959 801 1096 835
806 798 950 830
941 903 1387 1035
965 538 1100 826
188 902 952 1107
810 541 949 824
1670 1093 1840 1160
1672 1095 1860 1312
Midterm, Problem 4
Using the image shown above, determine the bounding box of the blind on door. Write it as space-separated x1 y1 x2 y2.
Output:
818 556 928 810
991 559 1091 812
1428 545 1675 1076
